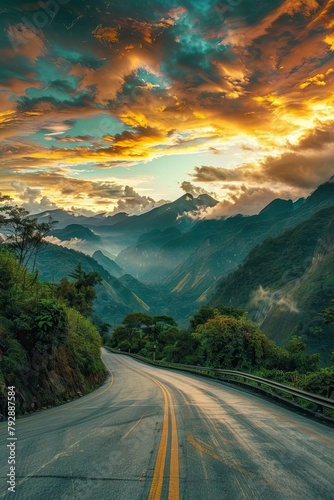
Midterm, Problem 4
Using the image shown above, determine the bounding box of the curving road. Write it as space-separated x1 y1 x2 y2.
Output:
1 349 334 500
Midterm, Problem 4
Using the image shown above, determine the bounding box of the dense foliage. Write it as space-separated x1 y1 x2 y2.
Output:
108 304 334 399
211 207 334 306
210 207 334 362
1 193 333 417
0 249 105 417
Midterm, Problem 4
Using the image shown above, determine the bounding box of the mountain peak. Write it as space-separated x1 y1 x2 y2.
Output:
173 193 218 207
180 193 194 201
304 175 334 209
259 198 293 218
196 193 218 206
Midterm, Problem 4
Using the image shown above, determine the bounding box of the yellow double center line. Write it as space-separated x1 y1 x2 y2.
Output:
148 378 179 500
115 355 180 500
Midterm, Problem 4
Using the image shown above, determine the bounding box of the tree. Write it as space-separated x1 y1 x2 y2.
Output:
0 202 56 271
323 299 334 327
215 305 247 320
69 263 102 289
34 298 68 352
286 335 306 354
110 325 132 351
56 264 102 317
163 330 200 364
195 315 273 369
189 306 218 331
123 312 152 330
150 315 178 342
121 313 153 351
190 305 247 331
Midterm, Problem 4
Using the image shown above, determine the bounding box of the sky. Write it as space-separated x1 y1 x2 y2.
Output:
0 0 334 216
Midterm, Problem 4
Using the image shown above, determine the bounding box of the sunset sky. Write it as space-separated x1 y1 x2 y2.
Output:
1 0 334 216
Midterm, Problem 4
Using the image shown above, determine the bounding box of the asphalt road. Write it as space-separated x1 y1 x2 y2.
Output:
1 349 334 500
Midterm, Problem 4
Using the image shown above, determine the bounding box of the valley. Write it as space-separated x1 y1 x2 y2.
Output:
32 177 334 355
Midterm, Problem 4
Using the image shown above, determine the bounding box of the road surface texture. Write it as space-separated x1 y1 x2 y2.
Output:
1 349 334 500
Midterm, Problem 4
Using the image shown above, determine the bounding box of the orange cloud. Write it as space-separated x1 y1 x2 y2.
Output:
299 69 334 88
324 32 334 50
6 24 46 62
2 0 334 214
92 25 119 45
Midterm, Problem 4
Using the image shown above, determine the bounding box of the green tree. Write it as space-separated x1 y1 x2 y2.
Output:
34 298 68 352
286 335 306 354
189 306 218 331
190 305 246 332
122 313 153 352
110 325 132 351
123 312 152 330
0 241 106 416
0 250 21 313
150 315 178 342
56 264 102 317
0 202 56 271
195 315 273 369
215 305 247 320
69 263 101 289
323 299 334 326
163 330 200 364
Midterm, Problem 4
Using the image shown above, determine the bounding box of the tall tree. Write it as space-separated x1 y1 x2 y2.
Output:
57 264 102 317
0 199 56 271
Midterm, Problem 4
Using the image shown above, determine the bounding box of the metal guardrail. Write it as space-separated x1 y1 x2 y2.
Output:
105 348 334 416
214 370 334 414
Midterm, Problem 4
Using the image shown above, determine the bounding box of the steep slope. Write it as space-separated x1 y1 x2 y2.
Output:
164 209 294 301
95 193 218 256
116 227 182 281
92 250 125 278
117 274 197 326
210 206 334 358
0 251 105 416
257 199 294 219
116 217 222 282
36 245 152 325
165 178 334 301
48 224 107 255
35 245 194 328
51 224 101 242
34 194 217 258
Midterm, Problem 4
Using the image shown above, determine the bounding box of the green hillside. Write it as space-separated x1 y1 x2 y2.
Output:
0 250 105 416
35 244 152 326
92 250 125 279
210 206 334 361
164 178 334 302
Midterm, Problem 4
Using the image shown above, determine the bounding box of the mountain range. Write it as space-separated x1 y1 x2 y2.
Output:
210 205 334 362
33 178 334 353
